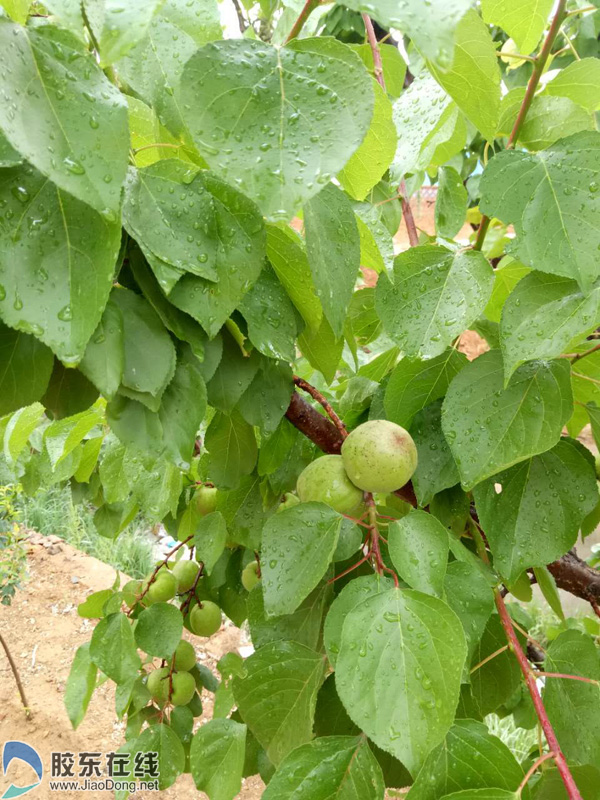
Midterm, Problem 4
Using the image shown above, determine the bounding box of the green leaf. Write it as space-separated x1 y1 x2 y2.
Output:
435 166 468 239
411 400 460 506
428 10 501 142
77 589 114 619
64 643 97 730
385 349 467 429
439 791 517 800
484 257 532 323
0 0 29 23
531 765 600 799
568 343 600 437
335 586 466 775
258 418 299 476
390 75 452 180
135 602 183 659
389 510 449 596
479 131 600 293
261 501 341 616
80 299 124 399
126 723 185 790
248 581 330 651
237 360 293 436
206 333 261 412
233 640 326 766
262 736 385 800
406 719 526 800
42 361 98 419
88 0 163 66
124 452 182 520
0 130 21 168
266 224 322 334
117 0 222 143
99 440 130 503
470 614 521 716
74 435 103 482
111 287 176 404
298 317 344 385
44 402 104 468
193 511 227 575
180 37 374 219
240 266 297 362
474 438 597 580
545 57 600 113
444 561 495 670
304 183 361 339
124 163 265 293
159 350 207 470
0 165 121 363
0 21 128 214
93 498 138 539
338 80 397 202
340 0 471 71
89 612 141 684
205 411 257 489
376 245 493 359
190 718 246 800
500 272 600 380
532 565 564 621
442 350 573 490
324 574 394 668
481 0 553 55
3 402 44 463
0 324 53 415
543 630 600 768
517 96 594 151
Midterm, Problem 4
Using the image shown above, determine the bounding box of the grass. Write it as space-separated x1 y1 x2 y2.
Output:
1 469 155 579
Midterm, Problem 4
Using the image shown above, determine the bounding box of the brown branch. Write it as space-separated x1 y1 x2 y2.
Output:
400 181 419 248
179 562 205 617
547 550 600 604
284 0 319 44
0 632 31 718
570 342 600 364
285 391 343 454
473 0 567 251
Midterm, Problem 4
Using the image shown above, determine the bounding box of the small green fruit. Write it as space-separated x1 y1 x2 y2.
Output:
297 455 363 514
277 493 300 512
147 667 170 705
171 671 196 706
195 485 218 516
147 570 178 603
173 560 200 594
341 420 418 493
190 601 221 637
122 579 141 608
187 692 203 717
174 639 196 672
242 561 260 592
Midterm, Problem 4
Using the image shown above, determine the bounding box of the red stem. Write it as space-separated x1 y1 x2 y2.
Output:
495 591 583 800
284 0 319 43
518 752 556 794
534 671 599 687
400 181 419 248
362 14 385 91
293 376 348 439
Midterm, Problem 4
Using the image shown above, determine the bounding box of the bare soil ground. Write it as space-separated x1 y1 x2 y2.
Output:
0 533 264 799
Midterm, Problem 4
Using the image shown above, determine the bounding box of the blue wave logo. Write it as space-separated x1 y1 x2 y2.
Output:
2 742 43 799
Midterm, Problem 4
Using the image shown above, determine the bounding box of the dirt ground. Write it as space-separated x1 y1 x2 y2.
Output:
0 533 264 800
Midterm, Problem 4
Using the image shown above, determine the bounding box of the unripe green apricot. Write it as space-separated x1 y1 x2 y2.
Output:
173 560 200 594
296 455 363 514
195 485 218 516
171 671 196 706
147 667 170 705
174 639 197 672
190 601 221 637
146 570 178 604
277 493 300 513
241 561 260 592
122 579 142 608
341 420 418 493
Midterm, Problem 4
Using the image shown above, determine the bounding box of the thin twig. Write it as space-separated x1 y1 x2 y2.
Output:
0 632 31 718
518 752 556 794
231 0 249 33
133 142 181 155
284 0 319 44
571 342 600 364
533 670 600 688
179 562 205 617
400 181 419 248
131 536 193 613
293 376 348 439
362 14 385 90
470 644 509 674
